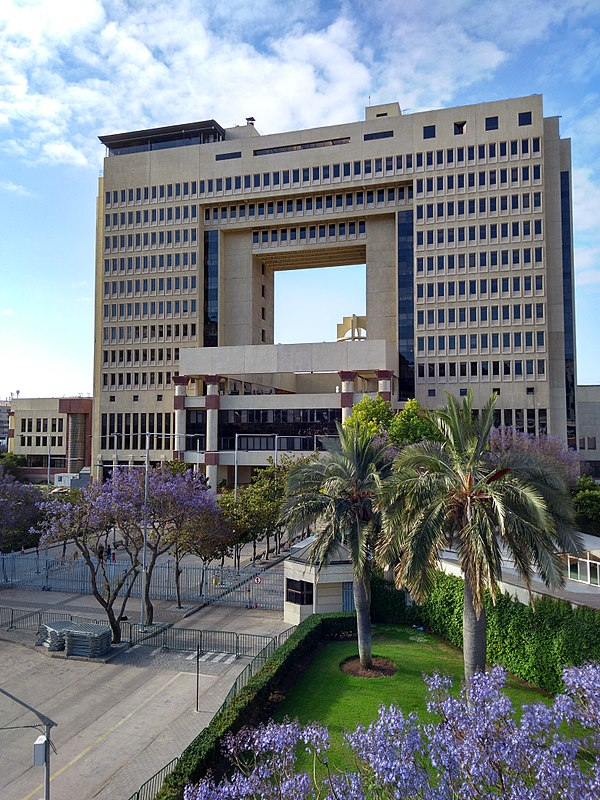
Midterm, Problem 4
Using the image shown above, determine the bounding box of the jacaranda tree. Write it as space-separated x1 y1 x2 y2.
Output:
184 663 600 800
378 390 582 683
38 465 222 637
279 424 392 669
0 466 42 553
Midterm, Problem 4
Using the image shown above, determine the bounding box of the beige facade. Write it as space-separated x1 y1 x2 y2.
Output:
93 94 577 478
577 386 600 478
8 397 92 483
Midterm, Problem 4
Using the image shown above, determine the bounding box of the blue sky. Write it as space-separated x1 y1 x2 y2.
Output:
1 0 599 399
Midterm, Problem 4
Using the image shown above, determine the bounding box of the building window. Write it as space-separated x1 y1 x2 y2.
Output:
423 125 436 139
518 111 532 126
485 116 499 131
286 579 313 605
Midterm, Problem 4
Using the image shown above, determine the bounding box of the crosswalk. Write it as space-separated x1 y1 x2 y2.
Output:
186 650 237 664
127 644 237 664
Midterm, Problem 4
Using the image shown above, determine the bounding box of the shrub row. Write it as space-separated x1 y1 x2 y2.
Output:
406 571 600 693
155 612 356 800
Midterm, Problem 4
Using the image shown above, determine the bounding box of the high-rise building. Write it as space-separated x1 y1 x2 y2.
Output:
94 94 577 484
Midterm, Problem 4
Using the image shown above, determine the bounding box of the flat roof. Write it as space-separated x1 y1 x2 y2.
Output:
98 119 226 149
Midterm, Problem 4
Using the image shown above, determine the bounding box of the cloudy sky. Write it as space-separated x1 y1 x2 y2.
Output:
1 0 599 399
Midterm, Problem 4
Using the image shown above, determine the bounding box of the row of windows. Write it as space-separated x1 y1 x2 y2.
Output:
417 299 544 323
104 205 198 229
416 248 544 273
102 371 173 389
19 436 64 449
417 358 546 379
252 220 367 245
417 275 543 299
417 192 542 220
103 253 197 274
102 348 178 367
103 276 197 298
102 323 194 344
417 330 545 353
424 111 534 139
416 220 543 248
100 412 174 451
416 164 542 196
103 135 541 209
19 417 64 434
424 402 547 437
103 299 197 321
104 228 197 252
204 186 411 224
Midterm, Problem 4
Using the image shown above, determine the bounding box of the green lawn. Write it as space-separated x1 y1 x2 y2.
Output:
273 624 550 769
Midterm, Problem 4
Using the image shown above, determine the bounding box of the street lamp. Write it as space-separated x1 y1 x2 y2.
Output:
140 433 150 627
0 688 57 800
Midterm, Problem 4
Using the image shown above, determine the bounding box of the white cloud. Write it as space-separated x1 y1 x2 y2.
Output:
0 180 32 196
2 309 14 316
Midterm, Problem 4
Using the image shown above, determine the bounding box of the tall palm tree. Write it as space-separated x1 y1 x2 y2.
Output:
378 390 582 683
279 424 391 669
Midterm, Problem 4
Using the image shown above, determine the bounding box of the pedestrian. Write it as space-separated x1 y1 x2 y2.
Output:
20 546 25 555
98 544 104 562
111 551 116 563
106 544 112 561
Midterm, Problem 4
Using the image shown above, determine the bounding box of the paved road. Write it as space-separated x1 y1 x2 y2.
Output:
0 638 252 800
0 584 291 800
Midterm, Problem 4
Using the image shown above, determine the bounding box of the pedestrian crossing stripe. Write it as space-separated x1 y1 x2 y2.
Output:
184 651 238 663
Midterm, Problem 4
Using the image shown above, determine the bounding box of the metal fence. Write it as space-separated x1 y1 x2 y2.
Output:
0 605 107 634
125 624 277 657
0 553 284 610
127 625 296 800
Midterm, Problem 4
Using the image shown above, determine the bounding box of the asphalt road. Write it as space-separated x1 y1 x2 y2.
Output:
0 638 251 800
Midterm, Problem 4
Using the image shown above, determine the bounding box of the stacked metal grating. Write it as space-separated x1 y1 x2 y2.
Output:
36 621 112 658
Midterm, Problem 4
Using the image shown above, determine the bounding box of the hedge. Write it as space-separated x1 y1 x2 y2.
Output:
154 612 356 800
408 572 600 693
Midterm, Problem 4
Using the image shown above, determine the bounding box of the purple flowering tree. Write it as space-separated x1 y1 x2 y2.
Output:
101 466 221 625
489 426 581 486
37 466 222 638
0 467 42 553
185 663 600 800
37 480 141 642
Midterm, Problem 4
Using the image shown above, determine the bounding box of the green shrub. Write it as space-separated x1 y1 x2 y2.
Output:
370 574 411 624
412 572 600 693
154 612 356 800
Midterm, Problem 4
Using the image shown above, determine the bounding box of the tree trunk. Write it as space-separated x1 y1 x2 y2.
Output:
463 579 487 684
105 605 122 644
175 561 182 609
353 575 372 669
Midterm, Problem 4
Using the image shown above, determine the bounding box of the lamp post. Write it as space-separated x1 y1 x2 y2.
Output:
46 435 51 490
140 434 150 627
0 687 57 800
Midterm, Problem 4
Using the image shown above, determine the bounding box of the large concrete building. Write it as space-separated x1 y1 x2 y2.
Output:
7 397 93 483
93 94 577 486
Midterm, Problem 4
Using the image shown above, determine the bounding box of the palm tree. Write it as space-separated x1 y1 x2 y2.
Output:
279 424 392 669
378 390 582 683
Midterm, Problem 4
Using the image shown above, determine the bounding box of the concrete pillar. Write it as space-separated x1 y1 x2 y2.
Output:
338 371 356 423
173 375 188 460
376 370 393 403
204 375 221 490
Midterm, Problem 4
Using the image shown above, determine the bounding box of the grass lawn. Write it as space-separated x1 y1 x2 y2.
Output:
273 624 550 770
